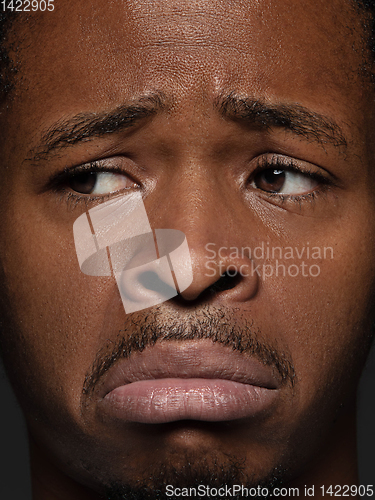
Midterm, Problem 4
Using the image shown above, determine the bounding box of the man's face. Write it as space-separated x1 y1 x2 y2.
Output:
0 0 375 496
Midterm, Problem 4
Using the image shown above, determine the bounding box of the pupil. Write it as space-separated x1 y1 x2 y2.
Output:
69 172 97 194
256 169 285 192
264 169 284 183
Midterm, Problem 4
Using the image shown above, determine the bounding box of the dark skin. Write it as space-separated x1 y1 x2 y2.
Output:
0 0 375 498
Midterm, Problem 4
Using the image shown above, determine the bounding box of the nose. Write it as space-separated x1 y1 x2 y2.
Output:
178 245 259 302
114 232 259 309
149 177 260 305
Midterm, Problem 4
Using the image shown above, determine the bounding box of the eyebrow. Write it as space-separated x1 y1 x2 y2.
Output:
30 90 347 162
30 92 167 161
215 92 348 149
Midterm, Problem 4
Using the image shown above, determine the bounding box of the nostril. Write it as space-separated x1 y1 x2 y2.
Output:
208 270 241 294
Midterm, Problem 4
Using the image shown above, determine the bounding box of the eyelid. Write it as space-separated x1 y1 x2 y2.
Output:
252 154 328 182
68 159 139 179
46 159 142 209
48 159 141 189
248 154 338 195
246 153 334 207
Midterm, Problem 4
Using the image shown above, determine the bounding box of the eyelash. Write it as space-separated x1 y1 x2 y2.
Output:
249 155 332 205
48 155 332 210
48 160 140 208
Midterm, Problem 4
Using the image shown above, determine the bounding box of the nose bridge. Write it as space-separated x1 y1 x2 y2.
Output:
152 166 233 245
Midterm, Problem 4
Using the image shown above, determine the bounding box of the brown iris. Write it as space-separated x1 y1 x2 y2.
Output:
254 169 286 193
68 172 97 194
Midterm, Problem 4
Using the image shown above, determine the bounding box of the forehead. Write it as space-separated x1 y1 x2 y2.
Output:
11 0 366 110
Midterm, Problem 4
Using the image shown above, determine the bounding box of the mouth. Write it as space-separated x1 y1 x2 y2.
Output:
96 340 281 424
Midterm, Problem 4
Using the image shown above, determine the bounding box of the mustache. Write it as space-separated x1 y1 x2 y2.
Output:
82 306 296 398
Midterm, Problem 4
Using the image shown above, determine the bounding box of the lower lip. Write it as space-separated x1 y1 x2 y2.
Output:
99 378 278 424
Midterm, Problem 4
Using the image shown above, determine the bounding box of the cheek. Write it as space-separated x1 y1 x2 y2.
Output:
0 202 125 424
262 219 375 410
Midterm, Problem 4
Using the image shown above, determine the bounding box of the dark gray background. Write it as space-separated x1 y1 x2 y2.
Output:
1 343 374 499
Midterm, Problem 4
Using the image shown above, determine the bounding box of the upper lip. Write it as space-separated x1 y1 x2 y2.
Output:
97 339 281 399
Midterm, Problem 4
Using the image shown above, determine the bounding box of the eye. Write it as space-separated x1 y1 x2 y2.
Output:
251 168 319 195
68 170 138 195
